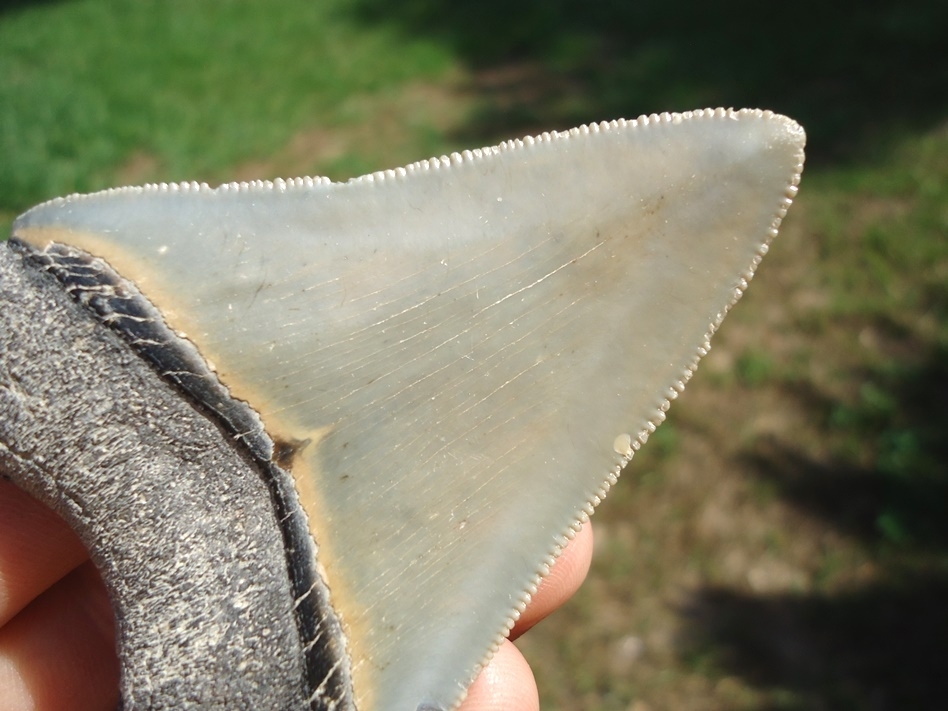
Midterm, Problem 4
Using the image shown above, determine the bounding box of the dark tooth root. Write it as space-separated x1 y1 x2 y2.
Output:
7 239 354 710
12 239 273 463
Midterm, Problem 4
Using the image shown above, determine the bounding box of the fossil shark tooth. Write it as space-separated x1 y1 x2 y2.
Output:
5 108 805 710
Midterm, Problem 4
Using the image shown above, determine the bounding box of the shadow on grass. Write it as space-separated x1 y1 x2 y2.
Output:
350 0 948 165
748 345 948 552
681 576 948 711
681 342 948 709
0 0 60 15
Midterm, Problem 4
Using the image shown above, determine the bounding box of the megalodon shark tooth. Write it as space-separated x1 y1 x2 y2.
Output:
1 108 805 710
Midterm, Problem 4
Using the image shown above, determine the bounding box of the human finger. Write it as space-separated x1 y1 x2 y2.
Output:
457 521 594 710
0 478 89 627
0 560 118 711
457 638 539 711
511 521 593 638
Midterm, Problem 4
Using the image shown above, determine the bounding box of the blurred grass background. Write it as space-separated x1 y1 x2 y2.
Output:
2 0 946 708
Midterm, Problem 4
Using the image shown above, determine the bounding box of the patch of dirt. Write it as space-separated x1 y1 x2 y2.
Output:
230 77 476 183
232 128 350 183
116 151 162 186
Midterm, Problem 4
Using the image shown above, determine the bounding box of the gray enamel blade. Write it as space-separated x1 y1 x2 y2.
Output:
12 108 805 711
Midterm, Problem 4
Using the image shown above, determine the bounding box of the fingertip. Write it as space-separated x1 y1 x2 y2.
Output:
512 521 594 637
458 640 538 711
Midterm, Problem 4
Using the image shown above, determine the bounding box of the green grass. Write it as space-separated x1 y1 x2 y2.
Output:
803 129 948 559
0 0 455 223
735 349 776 388
2 1 947 709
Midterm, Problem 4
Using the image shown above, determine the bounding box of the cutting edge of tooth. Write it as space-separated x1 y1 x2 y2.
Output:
17 108 803 221
453 106 805 711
